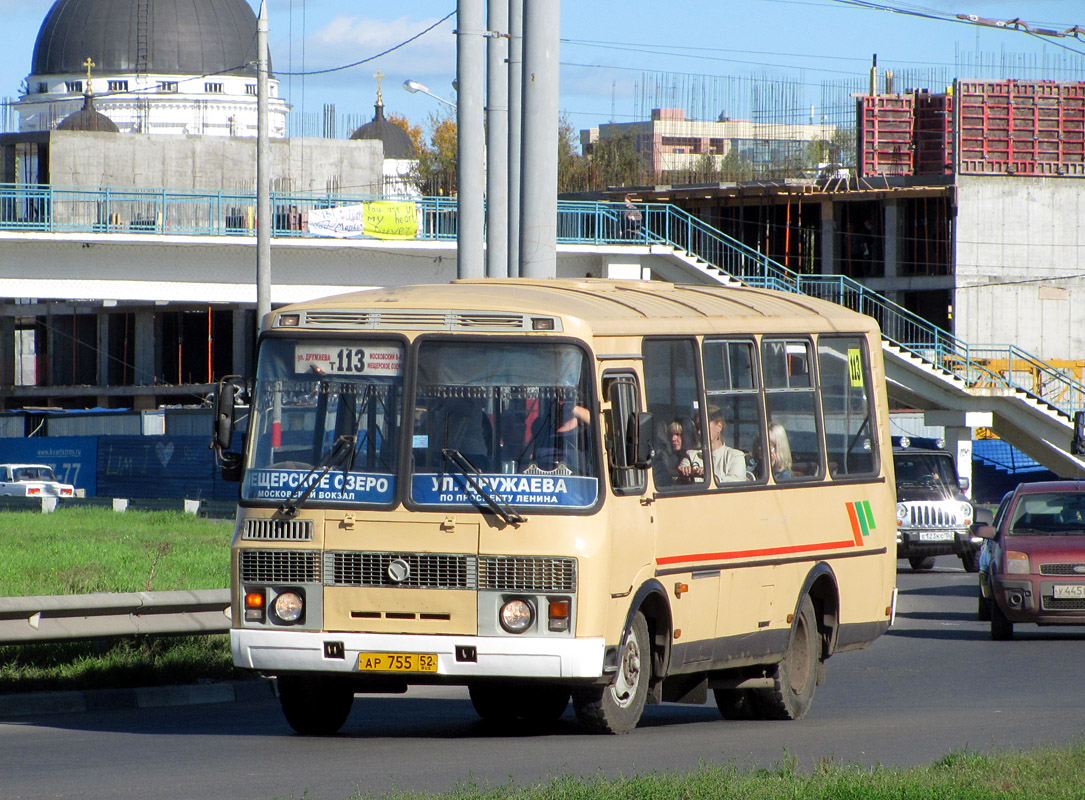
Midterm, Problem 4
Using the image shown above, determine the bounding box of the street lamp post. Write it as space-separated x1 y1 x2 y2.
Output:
403 80 457 109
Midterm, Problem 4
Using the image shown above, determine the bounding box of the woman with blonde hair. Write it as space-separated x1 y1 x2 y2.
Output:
767 422 793 481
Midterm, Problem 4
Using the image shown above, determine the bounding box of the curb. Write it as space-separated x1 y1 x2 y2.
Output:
0 679 275 718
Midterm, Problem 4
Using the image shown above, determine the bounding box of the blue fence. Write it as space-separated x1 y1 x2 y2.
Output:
0 436 236 501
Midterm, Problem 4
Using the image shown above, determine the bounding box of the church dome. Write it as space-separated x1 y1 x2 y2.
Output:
31 0 269 78
56 91 120 132
352 102 417 160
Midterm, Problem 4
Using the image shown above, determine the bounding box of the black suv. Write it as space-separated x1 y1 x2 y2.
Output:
894 444 979 572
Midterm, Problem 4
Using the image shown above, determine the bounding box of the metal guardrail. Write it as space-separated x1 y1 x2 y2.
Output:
0 589 230 645
1 182 1081 416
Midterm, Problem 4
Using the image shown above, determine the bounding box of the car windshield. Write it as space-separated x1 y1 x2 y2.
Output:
243 338 404 506
893 452 957 490
409 340 598 511
12 466 56 482
1008 493 1085 535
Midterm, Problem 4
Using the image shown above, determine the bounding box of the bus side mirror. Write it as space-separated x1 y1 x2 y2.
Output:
629 412 654 470
213 376 240 451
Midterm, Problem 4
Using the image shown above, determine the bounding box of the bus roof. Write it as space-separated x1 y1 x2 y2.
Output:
269 279 880 337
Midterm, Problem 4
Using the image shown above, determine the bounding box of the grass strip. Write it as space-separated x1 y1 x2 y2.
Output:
333 744 1085 800
0 507 236 693
0 506 232 595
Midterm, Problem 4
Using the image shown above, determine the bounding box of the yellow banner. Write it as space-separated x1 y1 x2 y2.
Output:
363 201 418 240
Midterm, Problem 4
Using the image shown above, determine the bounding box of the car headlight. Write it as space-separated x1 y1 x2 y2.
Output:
896 503 909 524
959 502 973 526
272 590 304 623
499 599 534 633
1005 551 1030 575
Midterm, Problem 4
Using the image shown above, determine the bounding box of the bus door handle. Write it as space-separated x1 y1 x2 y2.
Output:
640 496 655 506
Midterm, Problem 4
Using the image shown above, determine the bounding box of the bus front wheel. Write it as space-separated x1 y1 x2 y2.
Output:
754 595 819 720
277 675 354 735
572 611 650 734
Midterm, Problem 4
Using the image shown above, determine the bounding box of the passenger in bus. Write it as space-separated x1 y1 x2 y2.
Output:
767 422 794 481
678 406 746 484
654 420 689 486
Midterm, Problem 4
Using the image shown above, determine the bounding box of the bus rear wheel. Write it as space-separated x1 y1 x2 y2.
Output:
572 611 650 734
277 675 354 735
753 595 819 720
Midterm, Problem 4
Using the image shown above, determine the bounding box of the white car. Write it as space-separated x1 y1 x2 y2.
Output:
0 464 75 498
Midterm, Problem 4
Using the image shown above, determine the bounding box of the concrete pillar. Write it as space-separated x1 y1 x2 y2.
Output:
457 0 486 279
485 0 509 278
924 411 993 499
232 309 251 377
97 311 110 387
133 308 155 385
884 199 899 280
0 315 14 391
820 199 835 275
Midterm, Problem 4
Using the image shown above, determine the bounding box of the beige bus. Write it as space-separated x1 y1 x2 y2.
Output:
214 278 897 735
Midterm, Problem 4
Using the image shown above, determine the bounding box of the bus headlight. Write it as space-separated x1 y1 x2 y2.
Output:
272 591 305 623
499 599 534 633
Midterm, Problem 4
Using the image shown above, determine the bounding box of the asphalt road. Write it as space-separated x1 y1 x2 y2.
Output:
3 556 1085 800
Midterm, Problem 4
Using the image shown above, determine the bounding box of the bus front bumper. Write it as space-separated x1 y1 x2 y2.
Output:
232 628 608 680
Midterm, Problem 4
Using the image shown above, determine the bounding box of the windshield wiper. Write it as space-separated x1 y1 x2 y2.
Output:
442 448 525 526
279 435 356 516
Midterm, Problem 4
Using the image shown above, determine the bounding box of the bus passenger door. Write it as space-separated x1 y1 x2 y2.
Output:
602 372 656 600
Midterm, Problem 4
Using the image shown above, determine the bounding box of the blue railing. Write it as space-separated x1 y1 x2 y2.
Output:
0 182 1081 418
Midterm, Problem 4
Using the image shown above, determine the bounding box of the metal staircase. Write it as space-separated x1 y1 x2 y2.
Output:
618 202 1085 477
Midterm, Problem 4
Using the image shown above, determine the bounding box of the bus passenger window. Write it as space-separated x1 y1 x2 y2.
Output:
703 339 764 484
818 336 878 477
644 338 704 492
763 338 823 481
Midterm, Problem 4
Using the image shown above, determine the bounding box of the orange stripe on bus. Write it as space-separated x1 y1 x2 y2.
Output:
845 502 865 547
656 538 857 566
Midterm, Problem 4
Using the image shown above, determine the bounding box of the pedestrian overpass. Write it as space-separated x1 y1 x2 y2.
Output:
0 185 1081 477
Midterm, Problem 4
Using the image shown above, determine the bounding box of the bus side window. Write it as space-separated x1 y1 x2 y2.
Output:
703 339 765 484
603 373 646 494
818 336 878 477
762 338 824 482
643 338 705 492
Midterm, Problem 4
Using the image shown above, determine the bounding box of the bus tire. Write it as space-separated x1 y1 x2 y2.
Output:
754 595 819 720
468 683 518 723
572 611 650 734
713 688 757 720
277 675 354 735
520 685 571 723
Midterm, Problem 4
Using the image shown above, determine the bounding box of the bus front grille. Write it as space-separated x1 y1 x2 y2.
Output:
325 552 476 589
321 552 577 592
479 556 577 592
239 549 322 583
241 519 314 542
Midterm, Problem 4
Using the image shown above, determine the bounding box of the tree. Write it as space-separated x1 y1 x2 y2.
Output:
557 115 590 193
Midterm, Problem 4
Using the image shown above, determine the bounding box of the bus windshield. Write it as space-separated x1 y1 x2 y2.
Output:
243 338 404 506
409 340 599 510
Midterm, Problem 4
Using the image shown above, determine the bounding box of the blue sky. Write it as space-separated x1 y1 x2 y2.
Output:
2 0 1083 135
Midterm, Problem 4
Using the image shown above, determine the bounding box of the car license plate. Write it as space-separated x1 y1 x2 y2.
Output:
1053 585 1085 599
918 531 954 542
358 652 438 673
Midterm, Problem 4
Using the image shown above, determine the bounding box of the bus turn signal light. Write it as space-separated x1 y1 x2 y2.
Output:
548 599 570 632
244 591 265 622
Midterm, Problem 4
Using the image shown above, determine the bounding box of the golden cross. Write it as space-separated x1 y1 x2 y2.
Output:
374 70 384 104
83 58 95 85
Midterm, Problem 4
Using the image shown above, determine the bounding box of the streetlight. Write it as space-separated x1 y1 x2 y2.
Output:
403 79 457 109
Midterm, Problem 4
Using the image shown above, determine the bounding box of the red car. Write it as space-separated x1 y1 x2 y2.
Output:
976 481 1085 640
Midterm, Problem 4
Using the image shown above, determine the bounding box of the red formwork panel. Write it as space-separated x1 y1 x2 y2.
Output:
914 92 954 175
858 94 914 177
956 79 1085 175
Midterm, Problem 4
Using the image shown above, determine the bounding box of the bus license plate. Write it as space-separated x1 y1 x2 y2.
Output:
358 652 438 673
1053 585 1085 600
